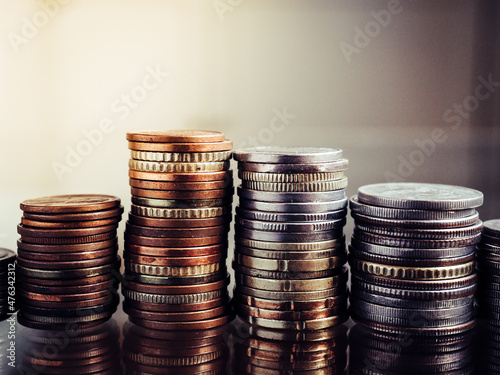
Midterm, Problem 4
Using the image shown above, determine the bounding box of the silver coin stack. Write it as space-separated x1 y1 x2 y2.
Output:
349 182 484 338
232 147 349 332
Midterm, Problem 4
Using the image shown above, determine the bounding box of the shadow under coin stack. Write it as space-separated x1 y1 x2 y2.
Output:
234 321 348 374
0 248 16 320
476 219 500 374
17 195 122 329
233 147 349 333
123 130 233 331
122 320 230 374
349 183 483 347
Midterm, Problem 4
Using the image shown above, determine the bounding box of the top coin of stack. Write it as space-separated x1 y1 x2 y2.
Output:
16 194 123 329
123 130 234 331
349 182 483 336
233 146 349 331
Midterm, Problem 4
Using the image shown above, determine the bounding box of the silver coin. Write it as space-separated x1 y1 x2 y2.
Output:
235 285 346 301
121 288 225 304
357 183 484 210
235 245 345 260
240 198 348 213
349 196 476 220
233 146 343 163
239 171 345 183
235 253 346 273
235 303 344 321
236 274 346 292
236 207 347 222
131 196 231 208
123 270 227 285
238 159 348 173
235 216 346 232
130 150 232 162
242 178 348 192
483 219 500 238
238 315 346 331
236 237 345 251
481 234 500 246
350 237 476 259
16 258 120 279
236 226 343 242
232 263 339 280
237 187 345 203
246 323 348 342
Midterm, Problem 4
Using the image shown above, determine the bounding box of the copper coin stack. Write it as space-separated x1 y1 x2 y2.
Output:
123 130 233 331
122 321 229 374
0 248 16 320
349 183 483 338
16 194 123 329
232 147 349 332
19 318 121 374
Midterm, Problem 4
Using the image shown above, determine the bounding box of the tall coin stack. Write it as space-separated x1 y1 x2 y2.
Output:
0 248 16 320
233 147 349 332
476 219 500 374
123 130 233 331
349 182 483 338
16 195 123 329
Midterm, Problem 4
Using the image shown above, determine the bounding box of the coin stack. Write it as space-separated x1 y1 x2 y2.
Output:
476 219 500 373
232 147 349 331
349 182 483 336
349 324 475 374
123 130 233 331
16 195 123 329
234 322 348 374
0 249 16 320
18 318 121 374
122 321 230 374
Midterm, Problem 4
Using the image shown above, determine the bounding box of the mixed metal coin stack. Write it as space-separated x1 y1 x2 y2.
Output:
232 147 349 332
235 322 348 374
349 183 483 340
122 130 233 331
16 195 123 329
349 323 475 374
18 318 121 374
476 219 500 374
122 320 230 374
0 248 16 320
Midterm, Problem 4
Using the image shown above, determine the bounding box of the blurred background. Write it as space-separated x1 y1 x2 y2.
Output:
0 0 498 272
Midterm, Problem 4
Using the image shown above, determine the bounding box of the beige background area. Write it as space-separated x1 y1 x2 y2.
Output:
0 0 498 266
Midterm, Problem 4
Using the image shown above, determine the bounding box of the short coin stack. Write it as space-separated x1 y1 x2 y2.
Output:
235 322 348 374
0 248 16 320
122 321 230 374
16 195 122 329
349 182 483 337
233 147 349 331
123 130 233 330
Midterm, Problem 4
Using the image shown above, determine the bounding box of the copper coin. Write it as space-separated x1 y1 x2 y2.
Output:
129 169 231 182
21 356 117 374
18 224 117 238
126 130 226 143
21 217 120 229
17 246 117 261
129 178 232 191
123 339 225 356
128 213 230 228
125 233 226 247
124 253 225 266
21 280 117 295
21 296 118 317
234 292 348 312
125 243 227 257
235 304 344 321
129 314 233 330
130 187 233 200
124 296 229 313
20 288 111 302
17 255 117 270
23 206 124 222
131 196 232 209
18 312 111 330
123 304 228 322
124 332 223 350
123 357 226 375
125 277 229 294
17 238 118 253
122 319 229 340
20 273 115 287
128 139 233 152
124 270 227 286
126 222 228 238
21 295 113 309
21 231 117 245
20 194 121 214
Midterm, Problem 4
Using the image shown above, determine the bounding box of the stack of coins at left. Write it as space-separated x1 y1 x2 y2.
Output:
16 195 123 329
123 130 233 331
233 147 349 331
0 249 16 320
